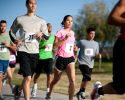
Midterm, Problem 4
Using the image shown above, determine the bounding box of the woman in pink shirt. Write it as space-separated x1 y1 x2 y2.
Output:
46 15 76 100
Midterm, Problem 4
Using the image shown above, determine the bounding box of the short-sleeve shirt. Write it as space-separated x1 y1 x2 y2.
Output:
39 35 55 59
0 32 11 60
11 15 48 53
55 29 75 58
77 39 99 68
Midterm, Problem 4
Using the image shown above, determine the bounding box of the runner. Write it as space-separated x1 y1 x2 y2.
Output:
0 20 16 100
10 0 48 100
46 15 76 100
76 27 101 100
31 23 55 98
91 0 125 99
2 49 17 94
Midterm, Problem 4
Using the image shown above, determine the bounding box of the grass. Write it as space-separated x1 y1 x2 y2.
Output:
11 62 125 99
12 61 113 95
93 61 113 73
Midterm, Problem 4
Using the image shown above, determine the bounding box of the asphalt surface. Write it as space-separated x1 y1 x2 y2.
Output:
2 84 77 100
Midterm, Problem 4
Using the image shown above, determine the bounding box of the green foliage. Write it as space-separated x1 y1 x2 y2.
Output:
74 0 119 43
75 61 112 74
94 61 112 73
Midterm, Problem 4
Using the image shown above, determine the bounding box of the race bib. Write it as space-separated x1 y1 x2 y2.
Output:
25 33 37 43
0 44 7 52
45 44 53 51
65 43 74 53
10 55 16 62
85 48 94 56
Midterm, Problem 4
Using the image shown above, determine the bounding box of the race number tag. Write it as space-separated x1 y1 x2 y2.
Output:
45 44 53 51
85 48 93 56
25 33 37 43
10 55 16 62
0 44 7 52
65 43 73 53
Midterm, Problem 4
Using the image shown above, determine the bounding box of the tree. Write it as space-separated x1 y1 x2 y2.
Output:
74 0 118 42
73 0 119 60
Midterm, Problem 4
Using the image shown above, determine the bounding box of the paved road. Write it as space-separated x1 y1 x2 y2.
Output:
2 84 77 100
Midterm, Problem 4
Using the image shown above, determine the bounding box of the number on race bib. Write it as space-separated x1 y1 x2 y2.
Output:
45 44 53 51
28 35 34 41
10 55 16 62
25 33 37 43
0 44 7 52
84 48 94 56
65 43 74 53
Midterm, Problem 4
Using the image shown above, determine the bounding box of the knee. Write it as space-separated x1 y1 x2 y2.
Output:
47 74 51 78
82 75 91 81
7 75 12 80
25 76 32 82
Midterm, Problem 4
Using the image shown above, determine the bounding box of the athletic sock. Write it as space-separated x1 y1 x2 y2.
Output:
34 83 37 89
47 88 50 92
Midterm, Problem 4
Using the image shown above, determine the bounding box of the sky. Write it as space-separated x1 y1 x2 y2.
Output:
0 0 118 33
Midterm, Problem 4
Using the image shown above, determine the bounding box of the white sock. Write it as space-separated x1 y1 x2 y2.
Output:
34 83 37 89
47 88 50 92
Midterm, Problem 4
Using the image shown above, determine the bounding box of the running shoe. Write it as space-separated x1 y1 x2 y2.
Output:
0 96 5 100
76 92 86 100
45 93 52 100
91 81 102 100
13 85 22 100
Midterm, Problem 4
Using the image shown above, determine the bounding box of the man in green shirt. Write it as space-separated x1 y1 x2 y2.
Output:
31 23 55 98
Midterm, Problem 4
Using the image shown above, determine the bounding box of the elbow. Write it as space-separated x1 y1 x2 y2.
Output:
107 16 114 25
107 12 118 25
107 14 123 26
107 19 112 25
107 16 118 26
53 44 58 49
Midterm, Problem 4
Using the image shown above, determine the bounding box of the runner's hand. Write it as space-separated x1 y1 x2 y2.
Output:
35 32 43 40
15 39 22 46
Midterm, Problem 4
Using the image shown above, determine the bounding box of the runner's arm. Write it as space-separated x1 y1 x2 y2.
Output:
108 0 125 26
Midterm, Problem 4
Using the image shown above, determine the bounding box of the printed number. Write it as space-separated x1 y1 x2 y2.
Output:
65 43 73 53
25 33 37 43
28 35 34 41
85 49 94 56
0 44 7 52
69 45 73 51
0 45 5 50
